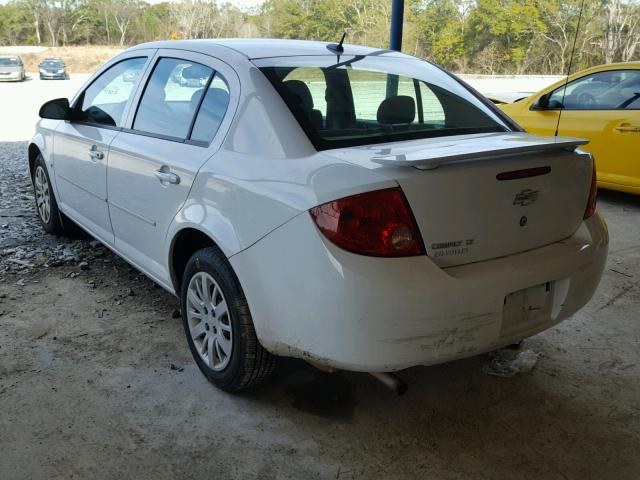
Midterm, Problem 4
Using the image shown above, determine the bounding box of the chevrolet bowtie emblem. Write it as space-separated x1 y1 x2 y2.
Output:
513 189 539 207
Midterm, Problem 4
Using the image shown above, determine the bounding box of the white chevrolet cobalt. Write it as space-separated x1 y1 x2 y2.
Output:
30 39 608 392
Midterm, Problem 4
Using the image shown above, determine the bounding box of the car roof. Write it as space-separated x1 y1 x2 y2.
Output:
575 61 640 75
129 38 407 60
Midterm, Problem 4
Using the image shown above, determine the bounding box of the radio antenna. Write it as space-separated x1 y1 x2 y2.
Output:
327 32 346 54
555 0 586 137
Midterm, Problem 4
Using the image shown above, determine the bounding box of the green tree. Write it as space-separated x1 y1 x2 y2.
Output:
411 0 470 70
467 0 546 73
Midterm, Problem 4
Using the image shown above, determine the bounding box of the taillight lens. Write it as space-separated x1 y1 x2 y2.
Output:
584 163 597 219
310 187 425 257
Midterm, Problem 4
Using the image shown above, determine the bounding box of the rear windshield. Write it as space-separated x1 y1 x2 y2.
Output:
258 55 507 150
0 57 20 66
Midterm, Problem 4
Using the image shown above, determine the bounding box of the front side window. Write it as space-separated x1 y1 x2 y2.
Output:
627 97 640 109
133 57 213 140
259 56 505 150
76 57 147 127
548 70 640 110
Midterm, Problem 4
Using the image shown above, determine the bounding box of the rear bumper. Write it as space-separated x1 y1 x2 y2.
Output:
230 212 608 371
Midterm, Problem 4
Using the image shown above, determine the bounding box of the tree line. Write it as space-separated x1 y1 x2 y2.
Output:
0 0 639 74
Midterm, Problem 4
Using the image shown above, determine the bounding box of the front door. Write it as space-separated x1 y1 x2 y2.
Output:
107 51 234 283
54 56 150 243
526 69 640 190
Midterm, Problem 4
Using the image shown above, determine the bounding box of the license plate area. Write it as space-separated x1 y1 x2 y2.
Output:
501 282 554 339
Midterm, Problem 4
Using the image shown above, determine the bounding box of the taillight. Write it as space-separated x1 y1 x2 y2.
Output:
310 187 425 257
584 163 597 219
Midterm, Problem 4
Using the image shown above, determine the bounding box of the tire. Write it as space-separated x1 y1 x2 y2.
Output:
180 247 275 391
31 154 76 236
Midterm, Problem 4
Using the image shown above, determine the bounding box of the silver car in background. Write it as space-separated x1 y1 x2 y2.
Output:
0 56 26 82
39 58 67 80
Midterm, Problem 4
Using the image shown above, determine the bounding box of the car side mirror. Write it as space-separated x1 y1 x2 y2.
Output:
532 94 550 110
39 98 71 120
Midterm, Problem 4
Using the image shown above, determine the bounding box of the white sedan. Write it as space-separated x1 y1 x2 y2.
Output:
29 39 608 392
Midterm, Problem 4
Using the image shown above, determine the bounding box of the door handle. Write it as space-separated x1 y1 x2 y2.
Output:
154 167 180 185
615 124 640 133
88 145 104 161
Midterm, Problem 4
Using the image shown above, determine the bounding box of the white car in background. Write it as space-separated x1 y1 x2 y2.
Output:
0 55 26 82
29 39 608 392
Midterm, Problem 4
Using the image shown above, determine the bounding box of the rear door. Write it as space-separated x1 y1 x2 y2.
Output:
107 50 237 283
54 53 152 243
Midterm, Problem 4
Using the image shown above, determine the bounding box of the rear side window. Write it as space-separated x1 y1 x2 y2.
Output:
133 58 213 140
77 57 146 127
190 74 230 144
260 61 504 150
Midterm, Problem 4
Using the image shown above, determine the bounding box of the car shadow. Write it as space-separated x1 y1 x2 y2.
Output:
597 188 640 209
235 345 635 477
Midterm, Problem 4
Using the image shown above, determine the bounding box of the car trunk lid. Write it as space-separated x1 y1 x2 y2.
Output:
327 132 594 267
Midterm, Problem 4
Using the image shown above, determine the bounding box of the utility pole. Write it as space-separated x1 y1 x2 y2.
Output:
390 0 404 52
387 0 404 97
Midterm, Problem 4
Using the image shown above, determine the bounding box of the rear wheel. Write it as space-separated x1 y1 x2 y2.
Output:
181 247 275 391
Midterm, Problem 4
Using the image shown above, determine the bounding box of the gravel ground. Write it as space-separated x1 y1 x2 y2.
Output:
0 141 107 283
1 140 640 479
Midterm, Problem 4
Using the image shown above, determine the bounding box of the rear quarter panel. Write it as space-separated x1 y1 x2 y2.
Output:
167 59 395 259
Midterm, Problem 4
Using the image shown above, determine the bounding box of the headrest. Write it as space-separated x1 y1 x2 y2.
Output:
190 88 205 104
377 95 416 125
283 80 314 110
202 88 229 108
191 87 229 107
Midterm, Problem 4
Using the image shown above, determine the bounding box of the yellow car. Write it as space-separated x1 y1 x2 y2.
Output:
500 62 640 194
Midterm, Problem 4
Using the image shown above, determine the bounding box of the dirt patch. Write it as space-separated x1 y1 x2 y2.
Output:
12 46 125 74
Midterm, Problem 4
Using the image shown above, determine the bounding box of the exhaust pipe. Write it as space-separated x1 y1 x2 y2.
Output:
370 372 408 396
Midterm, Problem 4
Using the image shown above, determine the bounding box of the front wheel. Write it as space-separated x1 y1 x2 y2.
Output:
32 155 63 235
181 247 275 391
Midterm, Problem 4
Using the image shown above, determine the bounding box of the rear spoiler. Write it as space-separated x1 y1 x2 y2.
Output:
371 133 589 170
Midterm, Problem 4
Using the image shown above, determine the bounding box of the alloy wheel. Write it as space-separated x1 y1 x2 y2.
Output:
34 165 51 224
186 271 233 371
